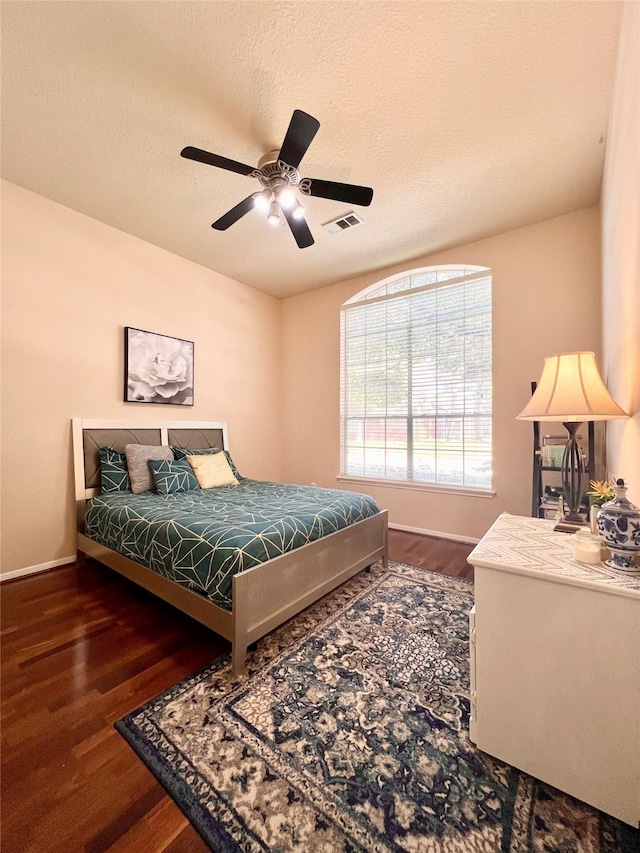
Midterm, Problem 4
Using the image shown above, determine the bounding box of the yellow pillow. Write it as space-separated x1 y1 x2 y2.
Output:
187 452 238 489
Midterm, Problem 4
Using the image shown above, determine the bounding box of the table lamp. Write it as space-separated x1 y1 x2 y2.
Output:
517 352 628 530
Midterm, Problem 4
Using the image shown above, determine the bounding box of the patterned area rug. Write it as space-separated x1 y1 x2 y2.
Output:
116 563 638 852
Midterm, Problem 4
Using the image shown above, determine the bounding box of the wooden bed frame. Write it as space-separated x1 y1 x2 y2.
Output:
72 418 388 675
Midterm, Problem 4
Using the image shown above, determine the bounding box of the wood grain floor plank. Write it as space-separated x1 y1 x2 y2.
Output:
84 786 167 853
100 798 207 853
162 824 211 853
1 533 474 852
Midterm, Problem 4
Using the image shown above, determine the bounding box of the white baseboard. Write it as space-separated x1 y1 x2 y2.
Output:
0 525 478 582
0 528 478 581
389 522 479 546
0 555 77 582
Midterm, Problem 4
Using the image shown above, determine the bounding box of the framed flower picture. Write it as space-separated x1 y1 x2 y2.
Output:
124 327 194 405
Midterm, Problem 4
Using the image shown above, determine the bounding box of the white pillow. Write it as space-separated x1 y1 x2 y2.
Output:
125 444 174 493
187 452 238 489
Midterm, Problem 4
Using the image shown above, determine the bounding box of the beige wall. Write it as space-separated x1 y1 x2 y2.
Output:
281 208 602 541
601 0 640 504
0 182 608 572
1 180 282 575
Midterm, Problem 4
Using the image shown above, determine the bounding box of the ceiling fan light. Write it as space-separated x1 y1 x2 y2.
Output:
277 186 296 209
253 189 272 212
291 201 305 220
267 199 282 226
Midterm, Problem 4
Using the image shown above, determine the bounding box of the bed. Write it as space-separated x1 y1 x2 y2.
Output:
72 418 388 675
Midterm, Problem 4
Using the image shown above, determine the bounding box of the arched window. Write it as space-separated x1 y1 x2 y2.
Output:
340 266 492 490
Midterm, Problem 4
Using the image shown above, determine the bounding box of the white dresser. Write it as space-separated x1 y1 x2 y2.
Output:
468 513 640 827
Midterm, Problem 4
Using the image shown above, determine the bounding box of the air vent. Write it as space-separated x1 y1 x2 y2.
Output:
323 212 364 234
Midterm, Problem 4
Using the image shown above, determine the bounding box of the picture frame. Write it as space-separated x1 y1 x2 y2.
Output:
124 327 194 405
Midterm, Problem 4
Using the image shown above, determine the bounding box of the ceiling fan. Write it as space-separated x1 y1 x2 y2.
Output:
180 109 373 249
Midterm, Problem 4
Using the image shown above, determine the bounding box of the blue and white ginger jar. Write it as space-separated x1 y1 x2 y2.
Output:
596 479 640 572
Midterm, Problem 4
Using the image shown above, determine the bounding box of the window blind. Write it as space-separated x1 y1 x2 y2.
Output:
340 268 492 489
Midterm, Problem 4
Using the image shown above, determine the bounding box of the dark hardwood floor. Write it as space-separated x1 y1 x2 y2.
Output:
1 531 474 852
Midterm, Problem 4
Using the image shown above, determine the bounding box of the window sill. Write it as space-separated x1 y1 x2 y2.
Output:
336 475 495 499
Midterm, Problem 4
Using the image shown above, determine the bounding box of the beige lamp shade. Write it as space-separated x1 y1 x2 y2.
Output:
517 351 628 422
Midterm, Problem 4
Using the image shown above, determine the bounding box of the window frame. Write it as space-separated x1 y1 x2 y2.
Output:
339 265 494 497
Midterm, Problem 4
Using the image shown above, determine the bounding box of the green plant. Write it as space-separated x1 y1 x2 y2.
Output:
586 479 615 507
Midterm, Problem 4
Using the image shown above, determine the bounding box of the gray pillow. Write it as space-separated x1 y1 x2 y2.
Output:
125 444 174 493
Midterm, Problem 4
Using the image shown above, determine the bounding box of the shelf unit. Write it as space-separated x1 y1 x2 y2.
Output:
530 381 595 520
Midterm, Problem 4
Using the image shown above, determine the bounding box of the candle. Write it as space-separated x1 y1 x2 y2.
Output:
574 531 602 565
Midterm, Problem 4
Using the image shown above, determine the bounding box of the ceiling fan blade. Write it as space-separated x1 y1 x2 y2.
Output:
304 178 373 207
278 110 320 169
211 195 256 230
283 207 314 249
181 146 254 176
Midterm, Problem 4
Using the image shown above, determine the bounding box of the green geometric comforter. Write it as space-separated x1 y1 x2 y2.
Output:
84 480 380 611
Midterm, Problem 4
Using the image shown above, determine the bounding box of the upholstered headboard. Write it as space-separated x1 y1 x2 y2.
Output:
72 419 228 499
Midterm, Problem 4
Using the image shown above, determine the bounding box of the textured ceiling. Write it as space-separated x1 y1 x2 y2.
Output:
1 1 622 298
